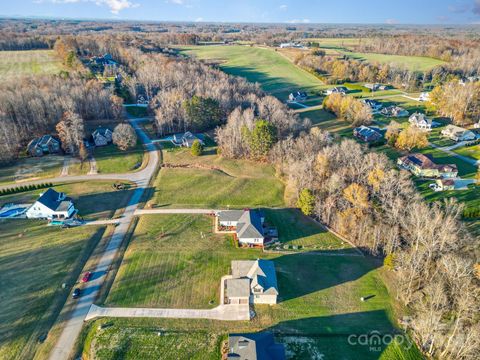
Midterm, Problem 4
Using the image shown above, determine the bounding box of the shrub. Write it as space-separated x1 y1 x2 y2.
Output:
384 253 396 270
191 139 203 156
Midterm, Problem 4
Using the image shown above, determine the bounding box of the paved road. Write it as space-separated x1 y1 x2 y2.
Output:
85 303 250 321
48 116 160 360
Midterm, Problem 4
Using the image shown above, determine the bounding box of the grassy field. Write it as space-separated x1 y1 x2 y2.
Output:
178 45 326 100
99 212 401 359
0 181 134 220
94 143 145 174
0 50 63 79
153 147 285 208
0 156 65 185
0 220 106 360
339 50 446 72
453 143 480 160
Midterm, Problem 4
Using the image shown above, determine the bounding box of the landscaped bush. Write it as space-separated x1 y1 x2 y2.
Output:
0 182 53 197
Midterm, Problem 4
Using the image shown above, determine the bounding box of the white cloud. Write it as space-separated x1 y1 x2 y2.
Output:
195 17 203 22
36 0 139 14
167 0 185 4
279 4 287 11
286 18 310 24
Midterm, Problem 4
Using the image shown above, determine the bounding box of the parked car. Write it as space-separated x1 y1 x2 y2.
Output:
81 271 92 283
72 288 81 299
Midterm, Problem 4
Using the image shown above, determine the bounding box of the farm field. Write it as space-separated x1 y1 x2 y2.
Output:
0 220 106 360
178 45 326 100
0 50 63 79
153 147 285 208
0 181 134 220
100 213 400 359
339 50 446 72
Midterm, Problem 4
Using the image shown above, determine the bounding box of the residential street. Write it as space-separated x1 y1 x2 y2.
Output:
47 116 160 360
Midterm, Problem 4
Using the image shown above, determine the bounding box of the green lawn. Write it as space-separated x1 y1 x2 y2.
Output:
0 181 134 220
0 50 63 79
454 144 480 160
98 213 400 359
94 143 145 174
0 156 65 185
178 45 326 100
338 50 445 72
153 148 285 208
0 220 106 360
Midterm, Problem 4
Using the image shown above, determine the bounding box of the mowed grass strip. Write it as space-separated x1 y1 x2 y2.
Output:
178 45 325 100
0 50 63 79
0 220 105 360
94 143 145 174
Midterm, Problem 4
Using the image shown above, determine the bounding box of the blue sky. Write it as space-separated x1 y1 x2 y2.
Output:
2 0 480 24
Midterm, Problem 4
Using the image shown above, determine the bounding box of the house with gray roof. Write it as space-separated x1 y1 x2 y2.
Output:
226 259 279 305
27 135 60 157
92 127 113 147
217 209 265 246
409 112 432 130
25 188 77 220
227 332 286 360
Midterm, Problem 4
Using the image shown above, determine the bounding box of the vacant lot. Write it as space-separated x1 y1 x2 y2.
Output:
98 212 399 359
0 50 63 79
153 148 284 208
94 143 145 174
0 220 106 360
178 45 326 100
0 156 65 185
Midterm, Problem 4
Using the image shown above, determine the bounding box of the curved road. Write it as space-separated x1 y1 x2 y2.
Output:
47 116 160 360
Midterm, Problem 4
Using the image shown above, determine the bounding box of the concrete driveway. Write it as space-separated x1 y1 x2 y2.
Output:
85 303 250 321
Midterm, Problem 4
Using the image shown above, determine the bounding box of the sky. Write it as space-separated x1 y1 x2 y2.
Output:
1 0 480 24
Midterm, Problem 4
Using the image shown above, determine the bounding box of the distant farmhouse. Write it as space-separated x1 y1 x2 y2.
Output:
409 112 432 130
398 153 458 178
226 332 286 360
288 91 308 102
441 125 477 142
217 209 265 246
325 86 348 95
92 127 113 147
419 92 430 101
353 125 383 143
381 105 409 118
279 42 303 49
225 259 279 305
26 188 77 220
27 135 60 157
173 132 204 148
361 99 383 111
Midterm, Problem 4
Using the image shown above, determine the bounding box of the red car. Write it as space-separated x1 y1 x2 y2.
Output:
81 271 92 283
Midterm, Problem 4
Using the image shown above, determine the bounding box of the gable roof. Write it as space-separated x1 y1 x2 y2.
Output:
36 188 69 211
236 210 264 239
218 210 245 222
354 125 382 141
409 112 431 125
231 259 279 296
228 332 286 360
399 153 457 173
93 127 112 138
226 278 251 298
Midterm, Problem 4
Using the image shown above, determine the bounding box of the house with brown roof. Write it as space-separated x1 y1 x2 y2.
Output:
397 153 458 178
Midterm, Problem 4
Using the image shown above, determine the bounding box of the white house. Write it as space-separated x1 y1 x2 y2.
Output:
441 124 477 142
226 259 279 305
409 112 432 130
419 92 430 101
26 188 77 220
217 209 266 246
325 86 348 96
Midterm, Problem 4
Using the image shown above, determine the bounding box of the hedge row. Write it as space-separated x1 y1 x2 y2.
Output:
0 183 54 197
463 207 480 219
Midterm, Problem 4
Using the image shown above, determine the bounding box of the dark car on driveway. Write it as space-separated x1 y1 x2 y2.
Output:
72 288 81 299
